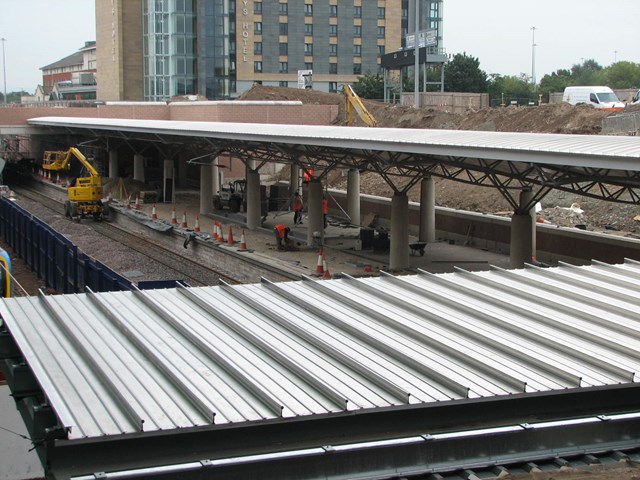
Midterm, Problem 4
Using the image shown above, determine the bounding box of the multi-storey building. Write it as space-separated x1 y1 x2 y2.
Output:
95 0 442 101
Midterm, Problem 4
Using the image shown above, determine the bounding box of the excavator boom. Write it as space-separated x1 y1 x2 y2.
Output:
345 84 378 127
42 147 99 177
41 147 106 220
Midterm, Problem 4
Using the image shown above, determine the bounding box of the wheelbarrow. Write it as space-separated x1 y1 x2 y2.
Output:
409 241 427 256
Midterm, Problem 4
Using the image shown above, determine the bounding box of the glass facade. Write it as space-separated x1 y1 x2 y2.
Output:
143 0 197 100
202 0 235 98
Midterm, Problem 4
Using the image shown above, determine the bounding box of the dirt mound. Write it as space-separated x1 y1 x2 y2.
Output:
240 85 640 237
238 84 621 133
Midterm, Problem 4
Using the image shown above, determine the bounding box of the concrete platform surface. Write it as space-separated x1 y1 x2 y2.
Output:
130 192 511 278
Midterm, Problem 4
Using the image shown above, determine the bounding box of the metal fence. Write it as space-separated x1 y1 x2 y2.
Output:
0 197 132 294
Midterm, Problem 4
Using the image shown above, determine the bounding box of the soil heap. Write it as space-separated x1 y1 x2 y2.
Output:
240 85 640 237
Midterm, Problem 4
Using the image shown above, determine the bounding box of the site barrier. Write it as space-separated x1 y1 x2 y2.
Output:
0 197 132 294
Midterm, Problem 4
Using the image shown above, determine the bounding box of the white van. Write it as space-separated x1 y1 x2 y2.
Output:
562 86 625 110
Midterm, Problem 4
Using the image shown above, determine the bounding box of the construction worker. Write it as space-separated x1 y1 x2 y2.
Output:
292 191 303 225
273 223 290 250
303 167 314 184
322 196 329 228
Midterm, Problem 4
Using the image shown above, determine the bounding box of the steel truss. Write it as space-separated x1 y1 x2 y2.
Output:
34 126 640 211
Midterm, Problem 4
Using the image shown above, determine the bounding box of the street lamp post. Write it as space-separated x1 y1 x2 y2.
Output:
1 38 6 104
531 27 537 86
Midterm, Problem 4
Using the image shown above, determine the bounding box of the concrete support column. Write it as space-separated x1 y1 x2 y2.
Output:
108 150 118 180
163 159 175 203
390 192 410 271
290 164 300 196
199 163 213 215
346 169 361 225
419 176 436 243
509 188 535 269
212 159 220 195
307 180 324 246
133 154 145 183
246 168 261 230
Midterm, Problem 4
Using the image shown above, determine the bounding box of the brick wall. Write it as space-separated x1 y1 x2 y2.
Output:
0 103 338 126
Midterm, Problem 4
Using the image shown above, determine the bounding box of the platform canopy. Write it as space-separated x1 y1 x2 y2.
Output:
2 261 640 479
27 116 640 209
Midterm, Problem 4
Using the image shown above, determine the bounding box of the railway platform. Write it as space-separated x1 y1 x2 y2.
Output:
128 190 512 279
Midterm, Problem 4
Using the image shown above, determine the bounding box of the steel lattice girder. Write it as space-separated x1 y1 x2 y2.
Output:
32 124 640 208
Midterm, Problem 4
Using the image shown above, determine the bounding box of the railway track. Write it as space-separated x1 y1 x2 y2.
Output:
14 185 240 286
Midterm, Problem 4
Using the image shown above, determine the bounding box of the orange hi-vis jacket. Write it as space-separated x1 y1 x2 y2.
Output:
275 224 288 238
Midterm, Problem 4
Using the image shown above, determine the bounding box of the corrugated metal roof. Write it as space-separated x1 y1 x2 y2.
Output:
27 117 640 169
2 261 640 440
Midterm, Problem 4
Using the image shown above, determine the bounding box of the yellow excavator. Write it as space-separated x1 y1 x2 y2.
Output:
42 147 108 220
344 84 378 127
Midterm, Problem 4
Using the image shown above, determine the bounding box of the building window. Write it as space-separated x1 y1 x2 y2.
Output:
377 26 385 38
304 43 313 54
329 82 338 93
279 22 288 35
353 44 361 56
254 61 262 72
378 7 385 18
254 42 263 54
254 22 262 34
279 2 288 14
329 44 338 55
329 25 338 37
330 63 337 74
378 45 385 55
305 62 313 70
353 25 361 37
305 23 313 35
279 81 288 87
304 4 313 16
279 42 288 55
354 6 361 18
353 64 362 75
254 2 262 13
279 62 288 73
330 5 337 17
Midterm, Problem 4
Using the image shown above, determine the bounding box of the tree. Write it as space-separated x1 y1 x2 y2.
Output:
444 53 488 93
487 74 536 105
570 59 604 85
351 72 385 100
539 69 573 95
601 61 640 89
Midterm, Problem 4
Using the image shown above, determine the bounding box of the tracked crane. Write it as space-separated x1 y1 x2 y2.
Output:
42 147 108 220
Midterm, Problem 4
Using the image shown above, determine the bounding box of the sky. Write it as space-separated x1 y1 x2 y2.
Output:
0 0 638 94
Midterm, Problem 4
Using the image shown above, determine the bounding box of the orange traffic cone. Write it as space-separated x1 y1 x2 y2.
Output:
180 211 188 228
212 221 219 241
194 215 201 232
134 196 141 210
151 204 158 219
238 230 248 251
227 225 235 246
126 195 132 209
322 255 331 279
315 248 324 274
170 207 178 225
217 224 224 243
56 173 61 185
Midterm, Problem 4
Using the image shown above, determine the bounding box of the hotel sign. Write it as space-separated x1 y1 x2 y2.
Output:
240 0 252 62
